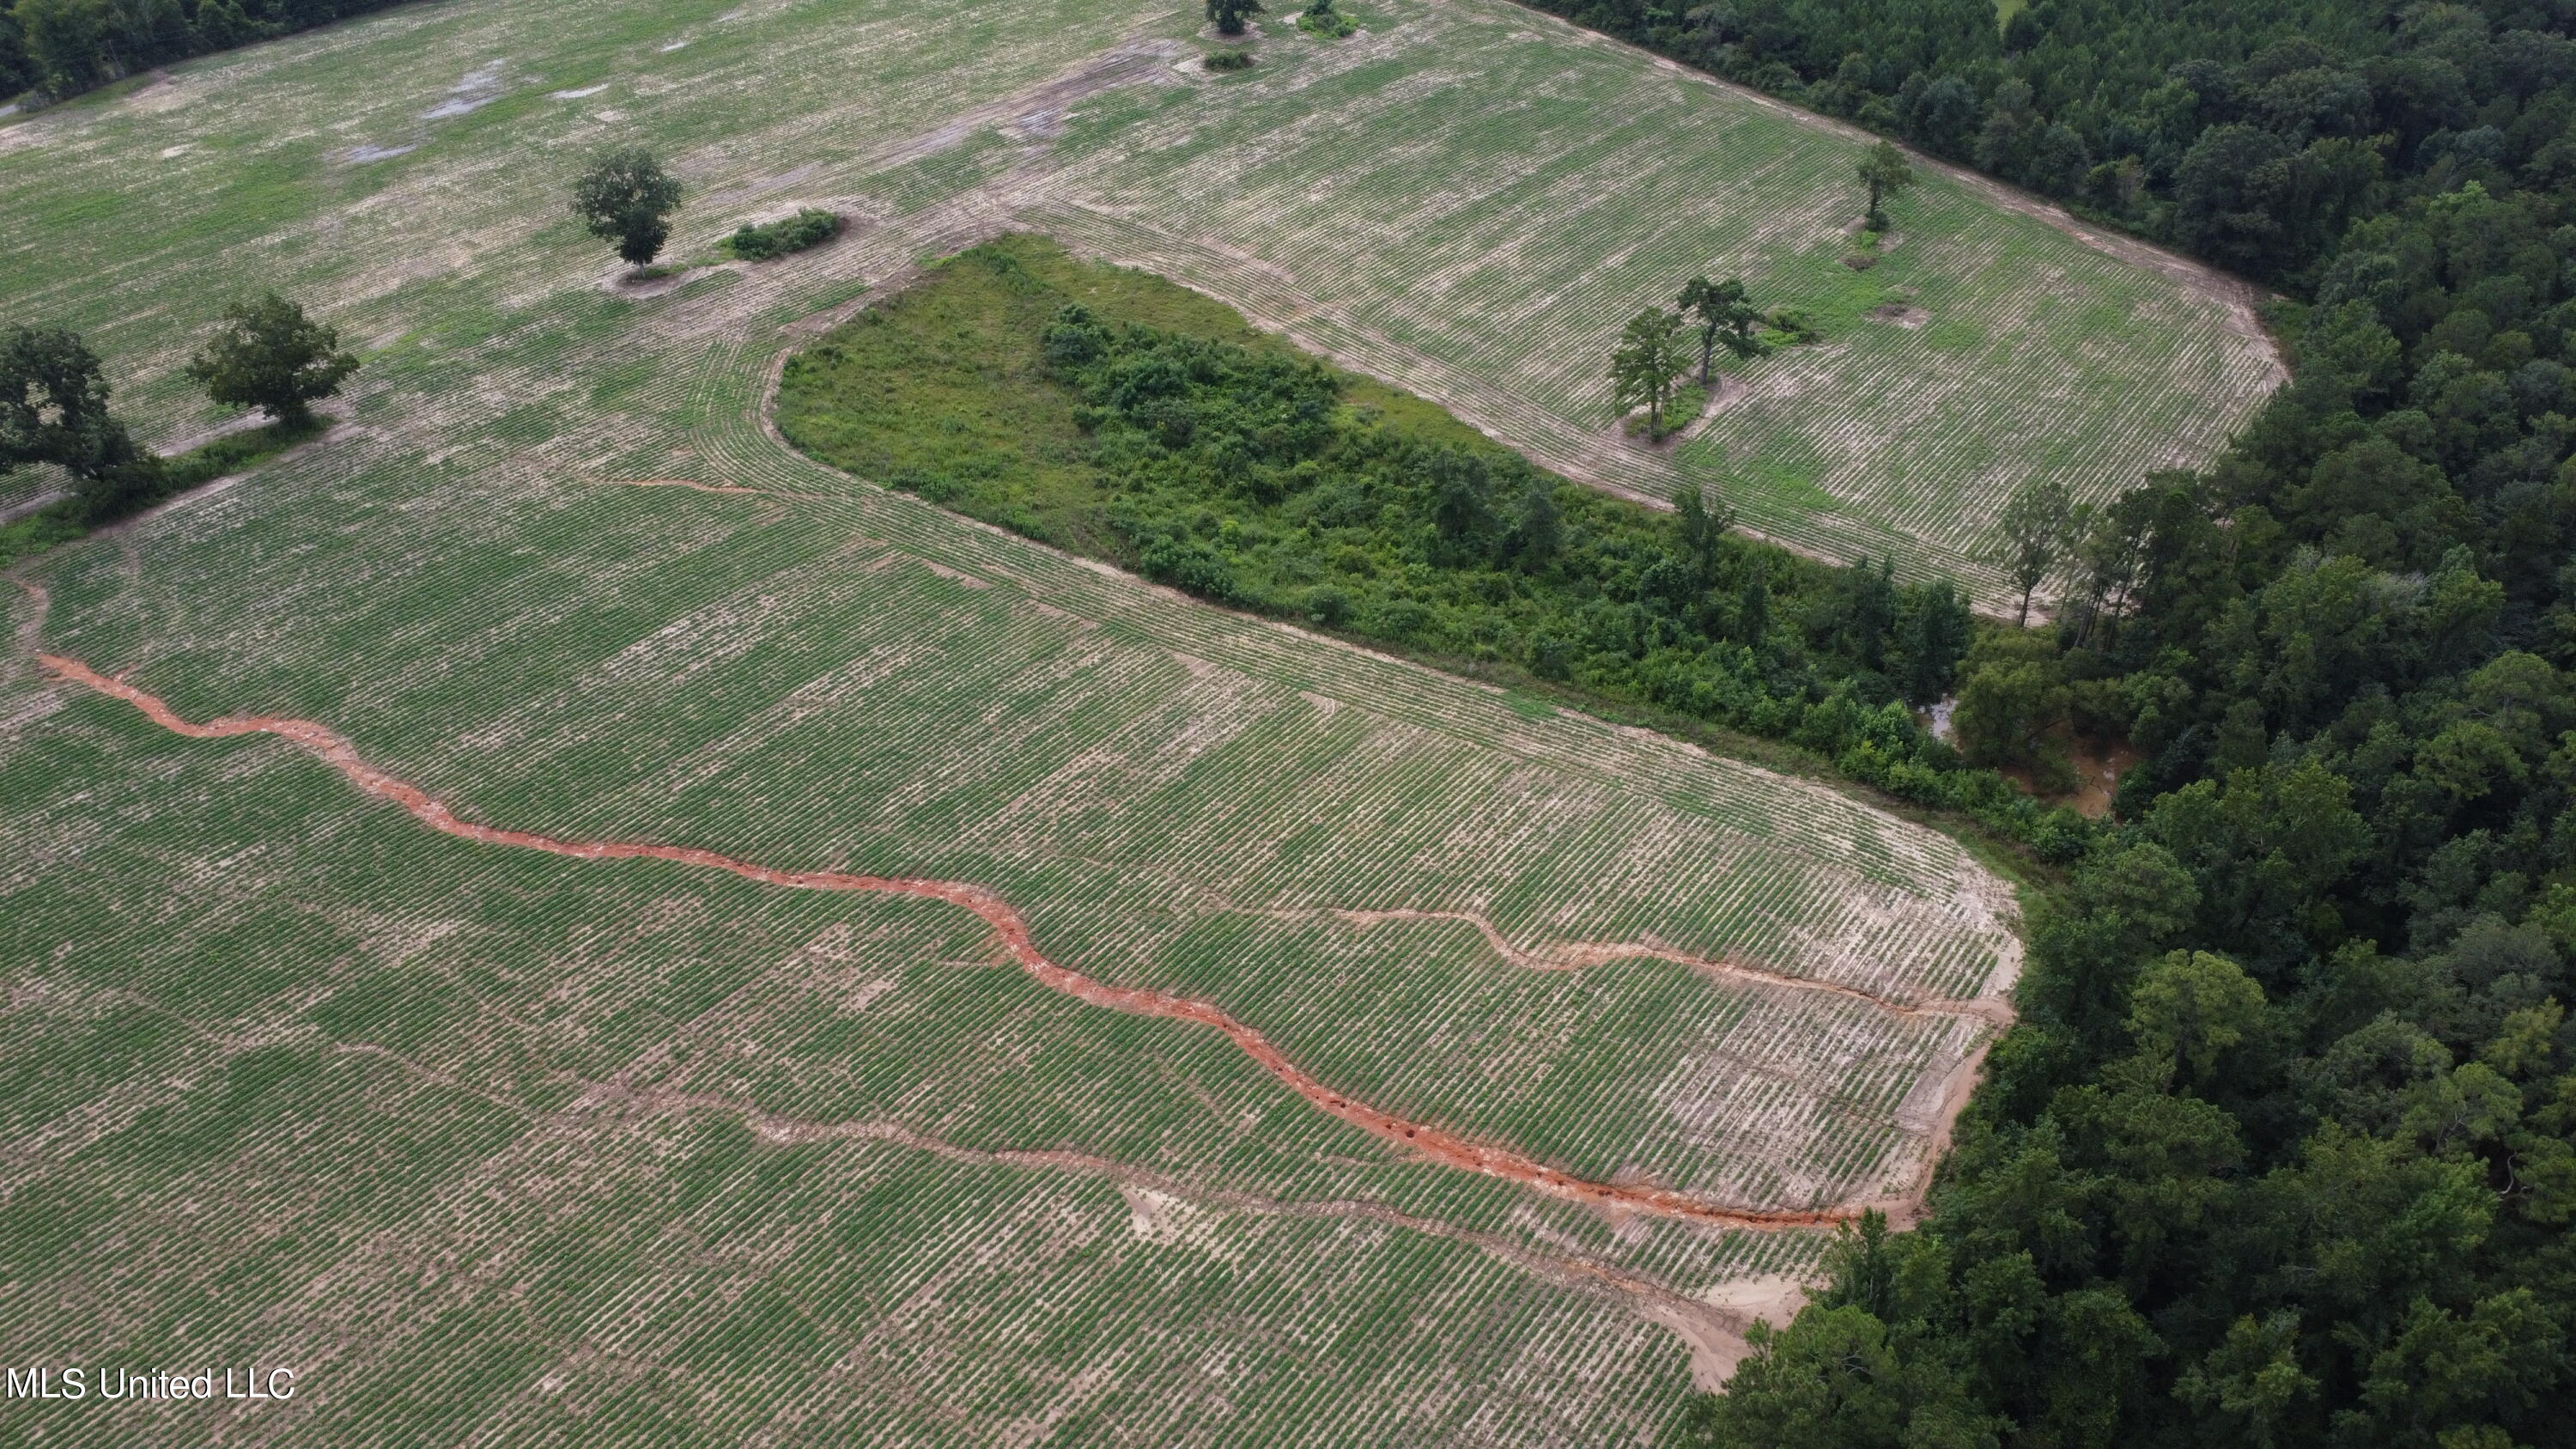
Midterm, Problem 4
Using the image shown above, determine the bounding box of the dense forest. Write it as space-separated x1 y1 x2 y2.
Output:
1445 0 2576 1446
0 0 413 100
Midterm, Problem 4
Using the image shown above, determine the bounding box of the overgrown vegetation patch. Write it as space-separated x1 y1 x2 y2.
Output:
1297 0 1361 38
726 207 842 260
777 235 2091 850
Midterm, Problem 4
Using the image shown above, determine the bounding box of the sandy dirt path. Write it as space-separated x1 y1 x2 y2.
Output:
42 648 1984 1233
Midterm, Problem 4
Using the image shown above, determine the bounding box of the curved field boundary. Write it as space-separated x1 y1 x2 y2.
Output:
39 650 1959 1231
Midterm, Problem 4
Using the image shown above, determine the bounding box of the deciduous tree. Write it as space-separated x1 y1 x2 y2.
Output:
1677 275 1762 383
1856 139 1917 228
16 0 106 98
185 293 357 428
572 148 684 269
1611 306 1690 441
1673 480 1730 586
1206 0 1265 36
1990 476 2081 625
0 325 137 484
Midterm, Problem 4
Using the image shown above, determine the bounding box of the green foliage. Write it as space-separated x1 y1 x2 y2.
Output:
0 324 137 498
2 0 397 105
2124 949 2266 1086
1987 475 2081 626
1297 0 1358 37
1856 139 1916 228
1677 274 1764 384
726 207 841 261
15 0 105 97
1203 46 1255 71
1952 629 2068 769
570 146 683 268
1206 0 1263 36
1611 305 1691 439
184 292 357 426
1674 1306 1996 1449
775 238 2067 843
0 413 316 569
1558 0 2475 283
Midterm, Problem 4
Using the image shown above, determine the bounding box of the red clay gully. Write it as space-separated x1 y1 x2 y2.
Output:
42 651 1868 1231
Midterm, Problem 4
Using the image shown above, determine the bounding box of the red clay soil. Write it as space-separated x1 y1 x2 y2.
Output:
42 651 1882 1231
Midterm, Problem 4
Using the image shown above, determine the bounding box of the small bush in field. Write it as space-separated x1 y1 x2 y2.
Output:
1205 47 1255 71
728 208 844 261
1297 0 1358 37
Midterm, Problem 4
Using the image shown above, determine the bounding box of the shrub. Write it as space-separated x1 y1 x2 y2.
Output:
1297 0 1359 36
1205 47 1255 71
1303 585 1352 625
728 209 844 262
1138 533 1242 600
1764 307 1822 344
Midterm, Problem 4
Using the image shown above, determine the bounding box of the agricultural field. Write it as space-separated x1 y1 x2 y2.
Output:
0 0 2272 591
2 460 2020 1440
0 0 2238 1439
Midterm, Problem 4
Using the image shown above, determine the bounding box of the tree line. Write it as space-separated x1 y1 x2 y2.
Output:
1590 2 2576 1446
1 0 418 102
1527 0 2574 288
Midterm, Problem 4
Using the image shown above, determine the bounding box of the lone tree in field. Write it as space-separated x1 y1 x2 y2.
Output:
1612 307 1692 441
185 294 357 429
572 148 684 269
1677 275 1765 383
1989 475 2081 625
1857 139 1917 229
0 326 140 485
1207 0 1265 35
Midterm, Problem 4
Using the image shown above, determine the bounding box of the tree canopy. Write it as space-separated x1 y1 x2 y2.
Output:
0 326 137 484
1988 475 2081 627
1678 275 1764 384
1856 139 1917 227
1490 3 2576 1442
570 148 684 269
1610 306 1692 440
185 293 357 427
1206 0 1264 38
0 0 421 104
